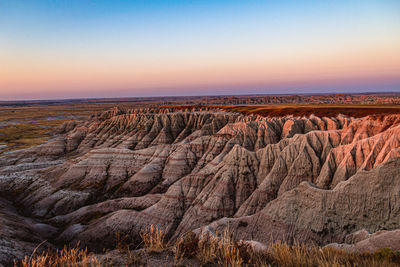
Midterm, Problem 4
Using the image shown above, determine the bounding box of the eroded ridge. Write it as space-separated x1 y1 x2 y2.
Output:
1 106 400 261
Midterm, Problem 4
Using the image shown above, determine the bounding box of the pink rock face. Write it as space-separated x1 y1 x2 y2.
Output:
0 107 400 260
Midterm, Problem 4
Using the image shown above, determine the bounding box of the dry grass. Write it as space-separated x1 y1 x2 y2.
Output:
14 245 100 267
196 229 243 267
143 226 400 267
173 231 198 257
263 241 400 267
14 226 400 266
140 224 168 253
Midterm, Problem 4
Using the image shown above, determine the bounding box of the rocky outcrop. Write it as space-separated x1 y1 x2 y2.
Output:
0 198 55 265
0 107 399 264
326 229 400 252
196 158 400 245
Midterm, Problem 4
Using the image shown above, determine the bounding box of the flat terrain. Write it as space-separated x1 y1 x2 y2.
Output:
162 103 400 118
216 104 400 117
0 102 141 154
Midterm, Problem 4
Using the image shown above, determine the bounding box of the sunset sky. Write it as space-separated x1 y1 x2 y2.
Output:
1 0 400 100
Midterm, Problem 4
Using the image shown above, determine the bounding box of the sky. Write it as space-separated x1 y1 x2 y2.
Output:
0 0 400 100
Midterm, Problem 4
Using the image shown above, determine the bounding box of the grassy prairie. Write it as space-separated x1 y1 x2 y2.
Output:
0 102 141 155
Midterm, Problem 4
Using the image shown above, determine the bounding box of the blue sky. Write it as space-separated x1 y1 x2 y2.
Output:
0 0 399 99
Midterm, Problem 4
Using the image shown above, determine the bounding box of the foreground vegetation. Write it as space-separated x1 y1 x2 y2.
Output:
15 245 100 267
14 226 400 267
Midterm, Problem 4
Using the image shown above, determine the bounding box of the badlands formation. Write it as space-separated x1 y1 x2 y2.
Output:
1 106 400 264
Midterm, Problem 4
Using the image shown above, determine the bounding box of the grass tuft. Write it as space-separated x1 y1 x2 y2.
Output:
14 244 100 267
140 224 168 253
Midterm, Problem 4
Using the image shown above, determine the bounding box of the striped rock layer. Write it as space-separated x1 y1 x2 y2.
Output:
1 107 399 258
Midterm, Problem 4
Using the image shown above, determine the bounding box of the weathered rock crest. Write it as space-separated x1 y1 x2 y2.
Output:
1 107 399 261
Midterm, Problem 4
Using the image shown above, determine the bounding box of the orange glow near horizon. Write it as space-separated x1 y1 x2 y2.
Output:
2 41 399 97
1 1 399 99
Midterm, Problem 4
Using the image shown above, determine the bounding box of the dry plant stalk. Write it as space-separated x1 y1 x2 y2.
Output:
15 227 400 267
140 224 167 253
196 229 243 267
15 245 100 267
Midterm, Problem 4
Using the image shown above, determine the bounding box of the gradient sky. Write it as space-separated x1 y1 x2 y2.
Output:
1 0 400 100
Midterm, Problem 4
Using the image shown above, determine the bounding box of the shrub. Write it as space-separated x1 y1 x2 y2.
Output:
173 231 199 259
173 230 199 266
373 247 400 262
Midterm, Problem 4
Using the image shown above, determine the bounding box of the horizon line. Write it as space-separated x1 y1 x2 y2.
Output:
1 90 400 103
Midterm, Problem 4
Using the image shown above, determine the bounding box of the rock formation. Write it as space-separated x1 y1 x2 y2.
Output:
1 106 399 264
